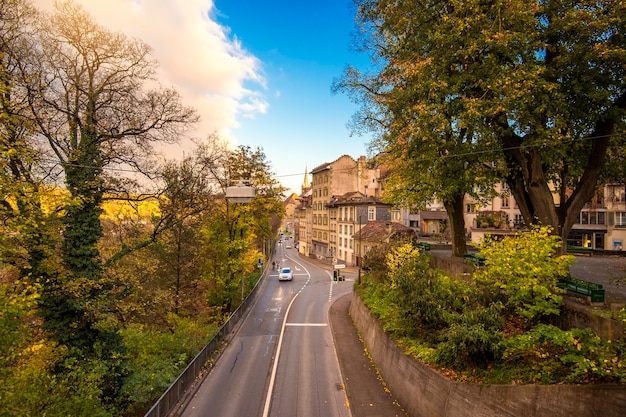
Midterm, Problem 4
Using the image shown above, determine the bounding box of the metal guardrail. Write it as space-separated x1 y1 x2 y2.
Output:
143 262 270 417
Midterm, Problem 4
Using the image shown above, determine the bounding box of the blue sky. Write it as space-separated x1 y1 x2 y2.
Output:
36 0 373 195
213 0 372 194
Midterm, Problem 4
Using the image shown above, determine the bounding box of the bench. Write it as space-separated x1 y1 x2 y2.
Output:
463 253 486 266
557 276 605 303
417 242 431 251
567 246 594 255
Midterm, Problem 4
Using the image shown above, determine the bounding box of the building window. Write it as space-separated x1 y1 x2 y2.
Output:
616 212 626 226
368 207 375 220
501 196 510 208
581 211 605 225
613 187 626 203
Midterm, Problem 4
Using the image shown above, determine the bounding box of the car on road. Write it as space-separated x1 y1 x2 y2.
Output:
285 243 292 249
278 267 293 281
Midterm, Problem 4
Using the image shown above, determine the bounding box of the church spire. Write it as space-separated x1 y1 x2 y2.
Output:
302 165 310 190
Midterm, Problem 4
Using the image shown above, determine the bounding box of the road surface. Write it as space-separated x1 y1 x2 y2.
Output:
178 243 354 417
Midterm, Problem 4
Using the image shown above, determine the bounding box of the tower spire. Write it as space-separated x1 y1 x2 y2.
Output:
302 165 310 189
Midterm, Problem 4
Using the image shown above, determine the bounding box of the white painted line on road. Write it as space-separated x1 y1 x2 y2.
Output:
285 323 328 327
262 256 312 417
327 270 333 302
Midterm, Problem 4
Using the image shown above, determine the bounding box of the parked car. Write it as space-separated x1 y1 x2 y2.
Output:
278 267 293 281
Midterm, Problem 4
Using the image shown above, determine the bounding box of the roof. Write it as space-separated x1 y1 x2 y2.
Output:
310 155 360 174
311 161 331 174
353 220 414 241
327 192 390 207
284 192 299 205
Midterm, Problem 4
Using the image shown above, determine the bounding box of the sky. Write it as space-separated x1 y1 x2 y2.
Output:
34 0 373 196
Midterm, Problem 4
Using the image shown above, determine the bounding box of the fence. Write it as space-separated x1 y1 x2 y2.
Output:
143 262 270 417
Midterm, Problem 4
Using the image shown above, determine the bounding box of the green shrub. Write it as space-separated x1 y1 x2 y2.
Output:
435 303 505 370
120 314 218 413
357 226 626 384
473 226 573 328
500 324 626 384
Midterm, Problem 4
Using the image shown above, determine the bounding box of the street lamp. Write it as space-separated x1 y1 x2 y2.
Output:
225 180 255 203
225 180 256 300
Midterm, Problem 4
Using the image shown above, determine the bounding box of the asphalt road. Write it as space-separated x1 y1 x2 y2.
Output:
568 254 626 304
178 245 353 417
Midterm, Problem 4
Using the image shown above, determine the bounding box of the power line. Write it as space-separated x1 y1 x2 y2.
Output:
37 131 623 179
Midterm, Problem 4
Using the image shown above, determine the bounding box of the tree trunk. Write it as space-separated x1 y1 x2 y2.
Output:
444 191 467 257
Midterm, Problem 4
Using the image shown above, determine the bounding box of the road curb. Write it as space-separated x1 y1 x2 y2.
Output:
329 293 408 417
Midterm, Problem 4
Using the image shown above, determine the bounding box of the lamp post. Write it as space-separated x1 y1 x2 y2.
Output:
358 214 362 285
225 180 255 301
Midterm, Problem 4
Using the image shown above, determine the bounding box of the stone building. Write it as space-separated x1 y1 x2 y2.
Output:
290 154 625 256
308 155 382 263
327 192 392 267
465 182 626 251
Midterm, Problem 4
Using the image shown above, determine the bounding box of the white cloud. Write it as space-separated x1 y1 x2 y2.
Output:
33 0 268 144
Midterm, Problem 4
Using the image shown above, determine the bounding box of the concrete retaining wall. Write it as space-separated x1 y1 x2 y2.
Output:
430 254 473 280
548 298 625 341
351 291 626 417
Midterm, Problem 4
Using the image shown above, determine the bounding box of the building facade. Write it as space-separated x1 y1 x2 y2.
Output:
291 155 625 255
307 155 382 263
465 182 626 251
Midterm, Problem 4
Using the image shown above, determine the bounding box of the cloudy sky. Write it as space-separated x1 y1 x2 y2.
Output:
34 0 372 195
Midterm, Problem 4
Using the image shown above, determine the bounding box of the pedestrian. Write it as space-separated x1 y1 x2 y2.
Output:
272 261 275 270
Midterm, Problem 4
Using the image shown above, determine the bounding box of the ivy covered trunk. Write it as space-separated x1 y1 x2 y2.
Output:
54 124 126 406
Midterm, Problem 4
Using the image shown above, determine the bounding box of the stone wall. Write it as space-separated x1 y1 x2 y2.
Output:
429 253 473 280
548 298 625 341
350 291 626 417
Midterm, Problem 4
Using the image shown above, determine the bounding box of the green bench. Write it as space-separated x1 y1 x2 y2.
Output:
557 276 605 303
567 246 594 255
463 253 486 266
417 242 431 251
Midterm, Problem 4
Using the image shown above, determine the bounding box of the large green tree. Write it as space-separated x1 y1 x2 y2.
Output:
195 141 284 310
2 1 199 408
340 0 626 252
22 0 197 352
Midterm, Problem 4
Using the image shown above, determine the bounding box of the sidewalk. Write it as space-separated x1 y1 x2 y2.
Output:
329 293 408 417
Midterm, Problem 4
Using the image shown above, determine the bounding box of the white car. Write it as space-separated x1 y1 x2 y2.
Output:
278 267 293 281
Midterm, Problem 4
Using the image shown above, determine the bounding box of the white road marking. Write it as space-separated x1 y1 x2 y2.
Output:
262 256 312 417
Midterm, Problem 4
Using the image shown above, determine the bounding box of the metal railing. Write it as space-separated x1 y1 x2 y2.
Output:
144 262 270 417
